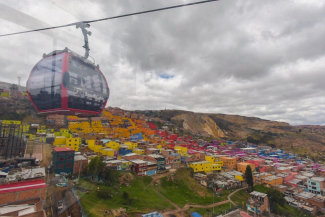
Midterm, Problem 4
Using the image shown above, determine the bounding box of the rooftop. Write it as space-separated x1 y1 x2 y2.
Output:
264 175 281 181
74 155 87 161
250 191 267 198
0 179 46 194
297 191 315 199
310 177 325 182
53 147 74 152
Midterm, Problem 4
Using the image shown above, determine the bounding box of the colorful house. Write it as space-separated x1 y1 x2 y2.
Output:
246 191 269 214
307 177 325 195
237 162 255 174
220 157 236 169
133 148 145 155
262 176 283 187
52 147 75 174
189 161 222 173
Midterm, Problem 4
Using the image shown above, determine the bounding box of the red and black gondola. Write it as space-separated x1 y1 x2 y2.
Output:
27 49 109 116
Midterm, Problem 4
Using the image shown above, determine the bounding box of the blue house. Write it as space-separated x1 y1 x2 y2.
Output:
307 177 325 195
119 146 133 156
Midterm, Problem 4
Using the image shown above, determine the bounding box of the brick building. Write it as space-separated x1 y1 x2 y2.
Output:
73 154 88 175
46 114 65 125
0 180 47 206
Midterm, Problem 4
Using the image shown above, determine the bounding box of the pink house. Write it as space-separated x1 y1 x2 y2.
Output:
247 158 265 167
277 172 298 184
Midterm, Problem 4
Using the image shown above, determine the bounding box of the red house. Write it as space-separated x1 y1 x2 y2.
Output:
130 159 148 176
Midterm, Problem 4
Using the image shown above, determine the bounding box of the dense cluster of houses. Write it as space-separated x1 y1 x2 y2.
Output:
2 107 325 216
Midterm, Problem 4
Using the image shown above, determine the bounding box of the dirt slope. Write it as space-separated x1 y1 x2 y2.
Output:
172 113 226 138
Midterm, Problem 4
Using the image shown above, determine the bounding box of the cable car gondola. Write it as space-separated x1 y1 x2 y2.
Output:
27 23 109 116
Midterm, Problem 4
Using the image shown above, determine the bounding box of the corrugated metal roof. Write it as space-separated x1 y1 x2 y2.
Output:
0 180 46 194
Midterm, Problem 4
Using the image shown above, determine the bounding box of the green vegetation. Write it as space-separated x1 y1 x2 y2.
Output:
253 184 269 193
85 156 106 178
245 165 253 191
187 203 234 216
76 171 174 217
230 189 250 206
154 168 230 207
275 204 313 217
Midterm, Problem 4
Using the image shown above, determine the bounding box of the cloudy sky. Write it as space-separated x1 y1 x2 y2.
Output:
0 0 325 125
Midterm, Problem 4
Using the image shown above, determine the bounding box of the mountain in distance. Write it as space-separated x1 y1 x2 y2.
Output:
155 109 325 161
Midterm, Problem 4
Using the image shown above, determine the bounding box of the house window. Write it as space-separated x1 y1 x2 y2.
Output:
67 156 73 160
59 157 64 161
310 182 316 186
67 162 73 168
59 152 65 156
58 164 64 169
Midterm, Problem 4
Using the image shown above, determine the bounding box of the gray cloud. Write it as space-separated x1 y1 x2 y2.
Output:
0 0 325 125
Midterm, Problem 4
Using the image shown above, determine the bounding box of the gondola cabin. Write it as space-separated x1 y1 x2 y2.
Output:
27 49 109 116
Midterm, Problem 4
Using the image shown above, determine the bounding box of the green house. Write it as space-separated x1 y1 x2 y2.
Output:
52 147 75 174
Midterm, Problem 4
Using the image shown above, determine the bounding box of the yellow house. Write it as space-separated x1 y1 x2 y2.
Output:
237 162 256 174
174 146 187 154
205 155 224 166
86 140 95 149
20 125 30 133
25 134 35 141
105 141 120 151
3 120 21 125
65 137 80 151
124 142 138 149
100 148 116 157
0 92 10 97
53 136 67 146
189 161 221 173
133 148 145 155
60 128 69 133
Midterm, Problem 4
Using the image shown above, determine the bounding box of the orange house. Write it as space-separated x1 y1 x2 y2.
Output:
237 162 256 174
220 157 237 169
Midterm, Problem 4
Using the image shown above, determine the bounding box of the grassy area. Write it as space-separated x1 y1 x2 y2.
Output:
187 203 235 216
154 168 231 207
76 171 175 217
276 204 314 217
253 184 269 193
230 189 250 206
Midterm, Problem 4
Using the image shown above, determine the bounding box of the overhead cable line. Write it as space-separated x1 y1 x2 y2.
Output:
0 0 219 38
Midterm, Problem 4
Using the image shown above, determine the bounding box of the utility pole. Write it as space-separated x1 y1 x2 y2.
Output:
213 182 215 215
78 160 82 184
17 76 21 87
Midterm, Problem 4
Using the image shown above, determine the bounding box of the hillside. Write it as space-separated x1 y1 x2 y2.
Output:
158 110 325 160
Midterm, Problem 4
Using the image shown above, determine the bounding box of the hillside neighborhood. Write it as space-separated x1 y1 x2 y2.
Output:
0 103 325 217
0 84 324 217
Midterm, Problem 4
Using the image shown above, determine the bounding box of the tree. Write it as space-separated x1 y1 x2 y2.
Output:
85 156 106 179
245 165 254 191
